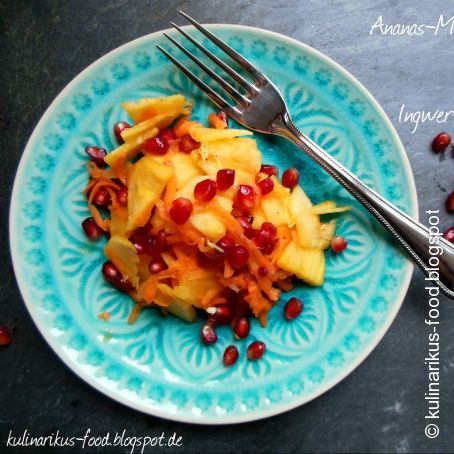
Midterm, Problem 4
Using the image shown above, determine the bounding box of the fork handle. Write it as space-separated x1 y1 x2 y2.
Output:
274 112 454 300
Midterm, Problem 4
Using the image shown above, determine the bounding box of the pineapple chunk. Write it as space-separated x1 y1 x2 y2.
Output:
318 221 336 249
261 194 294 227
121 112 180 143
190 213 226 242
157 284 197 322
312 201 352 215
190 127 252 142
295 212 321 248
104 235 139 288
216 196 233 213
289 185 313 216
110 206 128 237
173 277 222 308
251 205 267 229
122 94 189 123
127 156 174 231
168 152 203 189
276 241 325 286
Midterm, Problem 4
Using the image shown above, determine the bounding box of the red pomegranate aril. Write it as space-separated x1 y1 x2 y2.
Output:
244 227 258 240
257 177 274 195
159 128 176 145
0 326 11 346
256 222 277 246
247 341 266 360
446 191 454 213
85 146 107 168
216 168 235 190
282 168 299 188
154 230 168 253
258 266 269 277
260 164 279 177
331 235 348 253
102 261 133 292
149 257 168 274
228 245 249 269
169 197 193 224
217 234 235 256
432 132 451 153
223 345 239 367
237 215 253 229
284 297 304 320
235 185 256 212
217 111 229 127
143 136 169 155
82 217 104 240
233 317 250 339
194 179 217 202
113 121 132 142
117 186 128 206
207 305 233 325
93 187 111 207
200 323 217 345
179 134 200 153
444 227 454 243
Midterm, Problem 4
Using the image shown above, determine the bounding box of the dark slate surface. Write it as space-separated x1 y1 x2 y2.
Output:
1 1 453 452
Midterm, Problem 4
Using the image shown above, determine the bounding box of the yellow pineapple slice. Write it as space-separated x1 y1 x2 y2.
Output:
276 240 325 286
110 206 128 237
104 235 139 288
173 277 222 308
122 94 189 123
295 213 321 248
190 127 252 142
127 156 174 231
120 112 180 143
312 200 352 215
190 213 226 242
154 282 197 322
261 194 294 227
167 152 203 189
289 185 313 215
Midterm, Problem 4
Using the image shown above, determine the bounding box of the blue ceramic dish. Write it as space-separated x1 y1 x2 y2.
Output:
10 25 417 424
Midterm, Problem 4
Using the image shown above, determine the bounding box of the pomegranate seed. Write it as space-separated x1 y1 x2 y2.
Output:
247 340 266 360
169 197 193 224
129 229 153 255
244 227 258 240
82 217 103 240
143 136 169 155
216 168 235 190
258 266 269 277
235 185 256 212
228 245 249 269
446 191 454 213
0 326 11 346
117 186 128 206
237 215 253 229
282 168 299 188
197 250 224 268
200 323 217 345
216 234 235 255
85 146 107 168
179 134 200 153
217 111 229 127
260 238 278 255
154 230 168 253
284 297 304 320
223 345 239 367
331 235 348 253
194 179 217 202
257 177 274 195
233 317 250 339
432 132 451 153
102 261 133 292
207 305 233 325
444 227 454 243
255 222 277 247
92 187 111 207
260 164 279 177
113 121 131 142
159 128 176 145
149 257 168 274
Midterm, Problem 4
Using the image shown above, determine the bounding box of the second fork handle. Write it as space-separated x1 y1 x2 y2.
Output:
274 112 454 300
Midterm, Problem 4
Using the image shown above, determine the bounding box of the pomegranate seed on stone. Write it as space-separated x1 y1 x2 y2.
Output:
207 305 233 325
432 132 451 153
149 257 168 274
223 345 239 366
284 297 304 320
282 168 299 188
228 245 249 269
113 121 131 142
247 341 266 360
260 164 279 177
102 261 133 292
0 326 11 346
235 185 256 212
85 146 107 168
200 323 217 345
82 217 104 240
444 227 454 243
216 168 235 190
233 317 250 339
194 179 217 202
331 235 348 253
92 187 111 207
169 198 193 224
143 136 169 155
257 177 274 195
446 191 454 213
179 134 200 153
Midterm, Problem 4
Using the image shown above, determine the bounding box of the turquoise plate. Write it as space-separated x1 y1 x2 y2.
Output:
10 25 417 424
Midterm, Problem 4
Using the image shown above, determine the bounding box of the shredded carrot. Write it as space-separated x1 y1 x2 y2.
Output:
173 117 203 138
128 303 142 324
208 112 227 129
98 311 110 321
201 288 222 308
141 276 158 304
163 175 177 211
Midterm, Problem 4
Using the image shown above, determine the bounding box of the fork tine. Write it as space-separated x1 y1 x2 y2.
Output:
171 22 256 94
179 11 266 82
156 45 240 117
163 33 249 106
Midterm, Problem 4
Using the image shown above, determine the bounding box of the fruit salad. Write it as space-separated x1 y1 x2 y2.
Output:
82 94 349 360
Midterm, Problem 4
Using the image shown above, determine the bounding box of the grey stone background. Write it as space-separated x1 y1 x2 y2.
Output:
1 0 453 452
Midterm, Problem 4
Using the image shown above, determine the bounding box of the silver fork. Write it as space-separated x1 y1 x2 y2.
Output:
157 11 454 299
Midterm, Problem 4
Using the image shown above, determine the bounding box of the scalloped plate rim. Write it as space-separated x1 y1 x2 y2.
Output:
9 24 417 424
